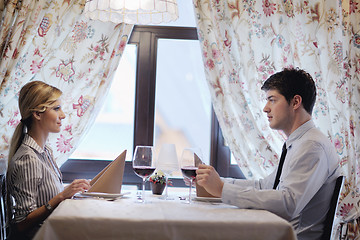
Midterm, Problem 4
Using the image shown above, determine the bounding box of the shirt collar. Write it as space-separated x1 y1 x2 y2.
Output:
23 134 45 154
285 119 315 149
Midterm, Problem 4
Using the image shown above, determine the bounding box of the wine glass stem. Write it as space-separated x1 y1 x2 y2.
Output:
189 179 193 204
165 175 169 199
142 178 146 203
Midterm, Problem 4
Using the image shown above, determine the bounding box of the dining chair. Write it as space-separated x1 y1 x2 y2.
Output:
0 174 7 240
321 175 345 240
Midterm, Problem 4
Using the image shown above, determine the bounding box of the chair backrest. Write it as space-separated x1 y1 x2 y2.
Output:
321 175 345 240
0 174 7 240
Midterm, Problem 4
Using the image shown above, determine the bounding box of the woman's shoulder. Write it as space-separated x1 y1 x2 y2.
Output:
12 144 41 166
7 145 42 181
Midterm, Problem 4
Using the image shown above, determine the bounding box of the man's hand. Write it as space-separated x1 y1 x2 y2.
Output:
196 164 224 197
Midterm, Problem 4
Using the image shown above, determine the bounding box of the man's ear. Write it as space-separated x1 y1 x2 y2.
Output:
292 95 302 110
32 111 42 121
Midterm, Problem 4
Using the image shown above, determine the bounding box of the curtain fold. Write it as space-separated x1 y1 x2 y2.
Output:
193 0 360 239
0 0 133 172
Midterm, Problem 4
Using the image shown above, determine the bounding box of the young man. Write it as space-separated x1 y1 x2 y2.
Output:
196 68 341 240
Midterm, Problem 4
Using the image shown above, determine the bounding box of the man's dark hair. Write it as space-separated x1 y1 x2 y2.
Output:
261 68 317 114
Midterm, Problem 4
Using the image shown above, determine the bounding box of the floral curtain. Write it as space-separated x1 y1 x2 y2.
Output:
0 0 133 173
193 0 360 239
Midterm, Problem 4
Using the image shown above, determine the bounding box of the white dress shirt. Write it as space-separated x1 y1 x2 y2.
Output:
221 120 341 240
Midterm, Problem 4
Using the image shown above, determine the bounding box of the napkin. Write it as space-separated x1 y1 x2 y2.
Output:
88 150 126 194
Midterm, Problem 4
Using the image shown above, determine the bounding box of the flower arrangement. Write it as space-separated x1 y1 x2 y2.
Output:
149 170 172 185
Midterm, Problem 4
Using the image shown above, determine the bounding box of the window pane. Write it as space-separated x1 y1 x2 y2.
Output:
154 39 211 167
231 153 237 165
70 45 137 161
149 0 196 27
225 139 237 165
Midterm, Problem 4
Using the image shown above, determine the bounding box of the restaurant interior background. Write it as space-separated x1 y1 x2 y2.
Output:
0 0 359 239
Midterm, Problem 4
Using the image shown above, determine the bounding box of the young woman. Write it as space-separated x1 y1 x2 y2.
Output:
6 81 90 239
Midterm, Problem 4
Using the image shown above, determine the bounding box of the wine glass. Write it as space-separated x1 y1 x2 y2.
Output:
180 148 203 204
132 145 156 203
156 144 179 200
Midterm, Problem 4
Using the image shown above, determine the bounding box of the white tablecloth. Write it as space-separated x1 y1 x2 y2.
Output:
34 191 297 240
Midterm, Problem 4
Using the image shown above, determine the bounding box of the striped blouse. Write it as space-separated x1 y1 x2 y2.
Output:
7 134 64 223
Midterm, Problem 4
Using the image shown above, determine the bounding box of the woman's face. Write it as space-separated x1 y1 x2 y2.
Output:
39 100 66 133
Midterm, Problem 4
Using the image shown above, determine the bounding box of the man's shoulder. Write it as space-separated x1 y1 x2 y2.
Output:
298 127 338 157
304 126 328 141
291 126 333 151
307 126 336 144
290 120 326 144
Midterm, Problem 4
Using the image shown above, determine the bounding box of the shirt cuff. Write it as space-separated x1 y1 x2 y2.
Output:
222 181 237 205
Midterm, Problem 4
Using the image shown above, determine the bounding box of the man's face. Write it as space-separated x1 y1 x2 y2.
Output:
263 90 294 135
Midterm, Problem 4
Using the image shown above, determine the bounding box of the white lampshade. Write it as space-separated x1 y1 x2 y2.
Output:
83 0 179 24
156 143 179 175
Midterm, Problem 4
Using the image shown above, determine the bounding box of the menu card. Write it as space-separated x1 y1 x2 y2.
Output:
194 153 216 198
194 153 203 167
196 183 216 198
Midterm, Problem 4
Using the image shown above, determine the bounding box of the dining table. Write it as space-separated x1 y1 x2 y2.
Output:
33 189 297 240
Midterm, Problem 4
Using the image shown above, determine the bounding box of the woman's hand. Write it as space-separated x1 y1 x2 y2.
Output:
59 179 91 200
196 164 224 197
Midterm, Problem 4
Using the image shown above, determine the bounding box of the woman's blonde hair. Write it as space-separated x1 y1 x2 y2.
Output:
8 81 62 162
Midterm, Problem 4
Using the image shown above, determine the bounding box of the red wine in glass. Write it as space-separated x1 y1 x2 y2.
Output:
181 166 198 180
134 166 156 178
180 148 203 204
132 146 155 203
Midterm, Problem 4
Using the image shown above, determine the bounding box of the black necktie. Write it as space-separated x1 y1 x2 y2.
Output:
273 143 287 189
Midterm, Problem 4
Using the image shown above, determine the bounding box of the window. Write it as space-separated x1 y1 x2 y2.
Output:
61 1 244 187
154 39 211 164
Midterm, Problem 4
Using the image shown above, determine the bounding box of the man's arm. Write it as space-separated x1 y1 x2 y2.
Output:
196 141 330 221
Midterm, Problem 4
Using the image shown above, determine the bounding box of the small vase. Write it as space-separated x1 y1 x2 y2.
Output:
151 182 166 195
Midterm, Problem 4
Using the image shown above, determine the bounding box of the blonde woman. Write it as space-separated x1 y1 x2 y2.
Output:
6 81 90 239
